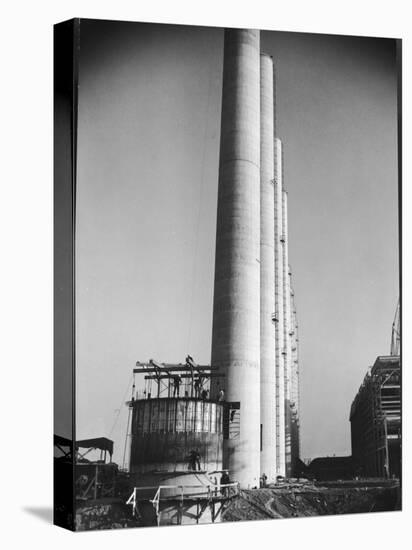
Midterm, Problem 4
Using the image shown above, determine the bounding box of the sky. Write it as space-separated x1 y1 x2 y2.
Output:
75 20 399 464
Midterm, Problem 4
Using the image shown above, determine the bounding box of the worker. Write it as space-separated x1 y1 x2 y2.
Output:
188 449 201 471
201 389 209 401
173 375 182 397
218 388 225 402
194 449 201 470
194 378 201 398
220 470 230 496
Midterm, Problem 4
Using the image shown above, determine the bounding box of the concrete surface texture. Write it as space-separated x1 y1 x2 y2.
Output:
282 189 293 475
274 137 286 476
259 52 277 483
211 28 261 488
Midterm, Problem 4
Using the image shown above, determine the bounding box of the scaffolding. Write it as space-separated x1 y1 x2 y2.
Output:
350 356 401 478
133 356 224 400
126 481 240 525
128 356 227 475
390 299 400 356
289 275 301 470
74 438 117 501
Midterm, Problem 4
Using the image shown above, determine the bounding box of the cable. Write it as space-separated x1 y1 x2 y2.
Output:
108 372 133 438
186 53 214 352
122 404 132 471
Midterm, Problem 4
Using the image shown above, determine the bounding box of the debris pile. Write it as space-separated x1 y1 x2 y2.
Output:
75 499 140 531
223 480 400 522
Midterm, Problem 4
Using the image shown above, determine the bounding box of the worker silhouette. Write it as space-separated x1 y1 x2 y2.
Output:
173 375 182 397
220 471 230 496
194 378 201 398
188 449 201 471
186 354 195 366
218 388 225 402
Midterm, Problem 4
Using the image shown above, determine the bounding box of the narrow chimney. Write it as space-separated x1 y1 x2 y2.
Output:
260 53 277 482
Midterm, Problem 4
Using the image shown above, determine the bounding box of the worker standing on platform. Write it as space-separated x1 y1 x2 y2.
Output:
194 449 201 470
173 375 182 397
194 378 201 398
186 354 195 366
221 471 230 496
188 449 201 471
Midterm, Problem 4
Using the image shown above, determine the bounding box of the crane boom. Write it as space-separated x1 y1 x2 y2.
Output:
390 299 400 356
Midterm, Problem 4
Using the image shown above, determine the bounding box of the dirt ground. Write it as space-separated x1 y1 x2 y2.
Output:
222 480 401 522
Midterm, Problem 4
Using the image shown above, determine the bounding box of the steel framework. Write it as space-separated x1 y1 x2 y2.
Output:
350 356 401 478
126 481 240 525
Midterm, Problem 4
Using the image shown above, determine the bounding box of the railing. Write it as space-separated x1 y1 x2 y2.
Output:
126 482 240 520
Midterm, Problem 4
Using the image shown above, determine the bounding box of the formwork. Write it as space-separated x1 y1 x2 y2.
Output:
129 397 224 473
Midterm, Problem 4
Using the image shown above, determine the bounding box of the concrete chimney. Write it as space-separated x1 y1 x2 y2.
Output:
282 189 292 476
274 137 286 476
211 28 261 488
259 53 277 482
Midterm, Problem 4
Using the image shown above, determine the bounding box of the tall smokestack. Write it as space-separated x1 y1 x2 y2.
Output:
259 53 277 482
211 28 261 488
289 269 301 467
274 138 286 476
282 189 292 476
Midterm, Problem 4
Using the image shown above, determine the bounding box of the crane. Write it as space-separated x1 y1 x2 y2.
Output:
390 299 400 356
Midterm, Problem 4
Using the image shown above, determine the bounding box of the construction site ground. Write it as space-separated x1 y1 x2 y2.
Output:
222 479 401 521
74 479 400 529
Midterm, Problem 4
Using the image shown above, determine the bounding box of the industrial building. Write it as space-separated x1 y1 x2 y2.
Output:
66 27 303 524
126 29 301 513
53 20 402 531
350 302 401 480
350 355 401 479
306 456 356 481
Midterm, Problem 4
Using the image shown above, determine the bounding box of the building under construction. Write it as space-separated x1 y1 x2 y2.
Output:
350 302 401 479
122 28 302 526
54 20 402 531
350 355 401 479
55 27 302 530
126 357 239 525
